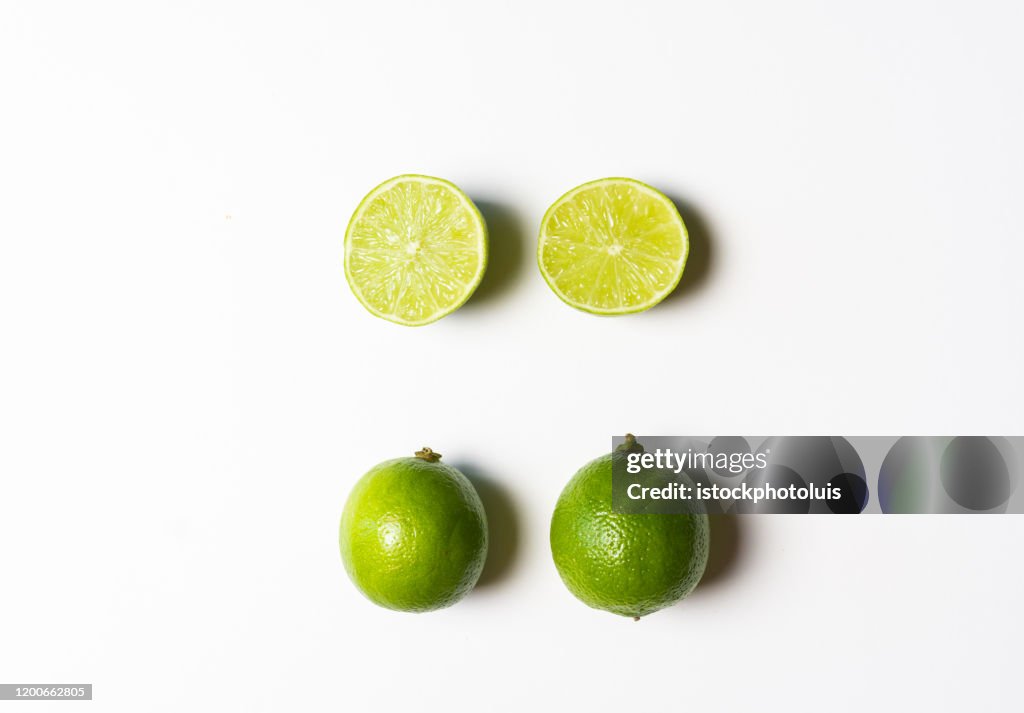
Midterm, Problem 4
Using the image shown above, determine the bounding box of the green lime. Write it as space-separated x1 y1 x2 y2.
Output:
538 178 688 314
550 436 709 618
340 447 488 612
344 175 488 326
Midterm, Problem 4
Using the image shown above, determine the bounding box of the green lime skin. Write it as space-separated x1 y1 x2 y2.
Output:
340 449 488 612
550 444 710 619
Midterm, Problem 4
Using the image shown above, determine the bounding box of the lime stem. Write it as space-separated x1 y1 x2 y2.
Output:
616 433 644 454
415 447 442 463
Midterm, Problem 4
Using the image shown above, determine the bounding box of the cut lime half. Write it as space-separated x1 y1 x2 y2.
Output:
538 178 688 315
345 175 487 326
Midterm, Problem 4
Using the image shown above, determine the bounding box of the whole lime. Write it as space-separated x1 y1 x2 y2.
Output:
340 448 488 612
550 436 710 619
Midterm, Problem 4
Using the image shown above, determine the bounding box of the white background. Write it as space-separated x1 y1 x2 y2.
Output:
2 1 1023 711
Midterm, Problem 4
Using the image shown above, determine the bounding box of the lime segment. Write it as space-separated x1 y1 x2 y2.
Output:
345 175 487 326
538 178 688 314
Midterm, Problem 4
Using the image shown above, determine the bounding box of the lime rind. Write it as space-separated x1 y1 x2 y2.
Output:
550 449 710 618
344 174 488 326
537 177 688 315
340 454 489 612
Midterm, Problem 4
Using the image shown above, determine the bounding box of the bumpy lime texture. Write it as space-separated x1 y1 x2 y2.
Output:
550 448 709 618
344 175 487 326
538 177 688 315
340 454 488 612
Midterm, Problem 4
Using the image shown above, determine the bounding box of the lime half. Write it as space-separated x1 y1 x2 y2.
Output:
538 178 688 315
345 175 487 326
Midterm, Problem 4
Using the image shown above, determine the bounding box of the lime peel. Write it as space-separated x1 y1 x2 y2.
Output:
340 447 488 612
